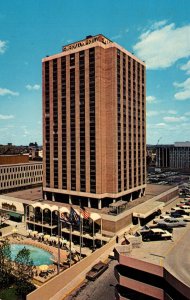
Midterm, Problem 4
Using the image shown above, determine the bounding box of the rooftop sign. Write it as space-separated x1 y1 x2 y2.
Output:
62 34 111 52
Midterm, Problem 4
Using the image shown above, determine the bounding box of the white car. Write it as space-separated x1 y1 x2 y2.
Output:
157 218 186 228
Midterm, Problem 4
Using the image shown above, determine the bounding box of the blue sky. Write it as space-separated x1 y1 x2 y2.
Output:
0 0 190 145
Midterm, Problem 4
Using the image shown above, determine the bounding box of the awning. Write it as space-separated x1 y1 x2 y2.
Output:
109 200 127 208
133 202 164 219
90 212 101 221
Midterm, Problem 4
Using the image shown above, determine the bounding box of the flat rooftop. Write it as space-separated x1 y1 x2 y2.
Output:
4 184 176 214
120 221 190 288
5 186 43 201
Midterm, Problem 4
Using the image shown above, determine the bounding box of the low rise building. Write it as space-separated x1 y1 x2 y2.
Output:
156 142 190 171
0 160 43 193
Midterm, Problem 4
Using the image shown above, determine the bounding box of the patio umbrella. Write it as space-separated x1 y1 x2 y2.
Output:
39 265 48 271
50 236 59 244
44 234 51 241
31 230 38 236
60 238 67 244
66 241 74 247
38 232 44 237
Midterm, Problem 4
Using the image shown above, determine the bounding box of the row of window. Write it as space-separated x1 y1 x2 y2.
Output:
117 49 146 188
0 176 42 189
0 164 42 173
0 171 42 181
89 48 96 193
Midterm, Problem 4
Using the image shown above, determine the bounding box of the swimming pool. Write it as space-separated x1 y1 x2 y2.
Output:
10 244 54 266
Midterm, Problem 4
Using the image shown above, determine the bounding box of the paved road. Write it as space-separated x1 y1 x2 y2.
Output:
165 224 190 288
65 259 117 300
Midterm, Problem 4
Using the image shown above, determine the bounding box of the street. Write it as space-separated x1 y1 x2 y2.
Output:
65 259 118 300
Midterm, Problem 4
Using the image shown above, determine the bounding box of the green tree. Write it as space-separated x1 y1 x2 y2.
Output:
14 247 35 299
15 247 34 281
0 240 13 288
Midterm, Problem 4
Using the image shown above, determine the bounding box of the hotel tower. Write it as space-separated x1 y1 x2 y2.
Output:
42 34 146 209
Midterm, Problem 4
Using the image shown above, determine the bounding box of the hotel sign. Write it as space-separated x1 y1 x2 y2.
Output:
62 35 111 52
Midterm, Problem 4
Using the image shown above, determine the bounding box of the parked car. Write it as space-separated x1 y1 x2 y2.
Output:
141 228 172 241
86 262 108 281
140 225 151 233
153 214 170 223
171 207 190 214
140 224 173 233
171 210 185 217
180 199 190 204
169 214 190 222
156 218 186 228
156 223 173 233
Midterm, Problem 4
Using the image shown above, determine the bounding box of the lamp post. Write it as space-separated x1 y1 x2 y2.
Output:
57 207 61 274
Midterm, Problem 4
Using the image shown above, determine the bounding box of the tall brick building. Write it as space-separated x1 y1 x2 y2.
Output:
42 34 146 209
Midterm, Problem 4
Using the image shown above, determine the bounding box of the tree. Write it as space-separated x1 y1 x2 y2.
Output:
15 247 34 281
0 240 13 288
14 247 35 299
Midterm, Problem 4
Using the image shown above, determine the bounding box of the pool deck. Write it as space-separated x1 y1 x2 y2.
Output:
7 236 69 284
8 236 68 263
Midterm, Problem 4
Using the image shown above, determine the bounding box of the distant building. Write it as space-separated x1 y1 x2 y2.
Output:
0 160 43 193
0 154 29 165
42 34 146 208
0 144 29 156
156 142 190 171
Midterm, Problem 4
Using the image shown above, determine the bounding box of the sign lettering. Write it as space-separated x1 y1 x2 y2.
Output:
62 35 111 52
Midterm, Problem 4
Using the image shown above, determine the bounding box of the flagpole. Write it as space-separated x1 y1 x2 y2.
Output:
93 219 95 249
79 201 82 260
58 207 61 274
69 223 72 267
82 217 83 252
101 217 103 246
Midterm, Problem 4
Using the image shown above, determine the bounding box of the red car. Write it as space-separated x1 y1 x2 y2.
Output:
86 262 108 281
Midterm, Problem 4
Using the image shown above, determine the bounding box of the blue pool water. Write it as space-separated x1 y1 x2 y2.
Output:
10 244 53 266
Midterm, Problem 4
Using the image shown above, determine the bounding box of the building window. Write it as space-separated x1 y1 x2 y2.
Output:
89 48 96 193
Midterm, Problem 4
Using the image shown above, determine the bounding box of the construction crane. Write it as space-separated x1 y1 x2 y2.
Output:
156 137 162 146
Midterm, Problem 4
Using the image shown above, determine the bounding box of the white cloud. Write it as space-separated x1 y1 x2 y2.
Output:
147 110 159 117
111 34 122 40
133 22 190 69
184 111 190 116
146 95 156 103
167 110 177 115
26 84 40 91
155 123 167 128
147 122 167 129
111 28 129 41
173 78 190 100
151 20 168 30
0 114 14 120
180 60 190 74
146 110 159 117
0 40 7 54
0 88 19 96
163 116 187 122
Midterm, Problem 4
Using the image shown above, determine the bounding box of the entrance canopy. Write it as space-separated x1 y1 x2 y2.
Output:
133 201 164 219
109 200 128 215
